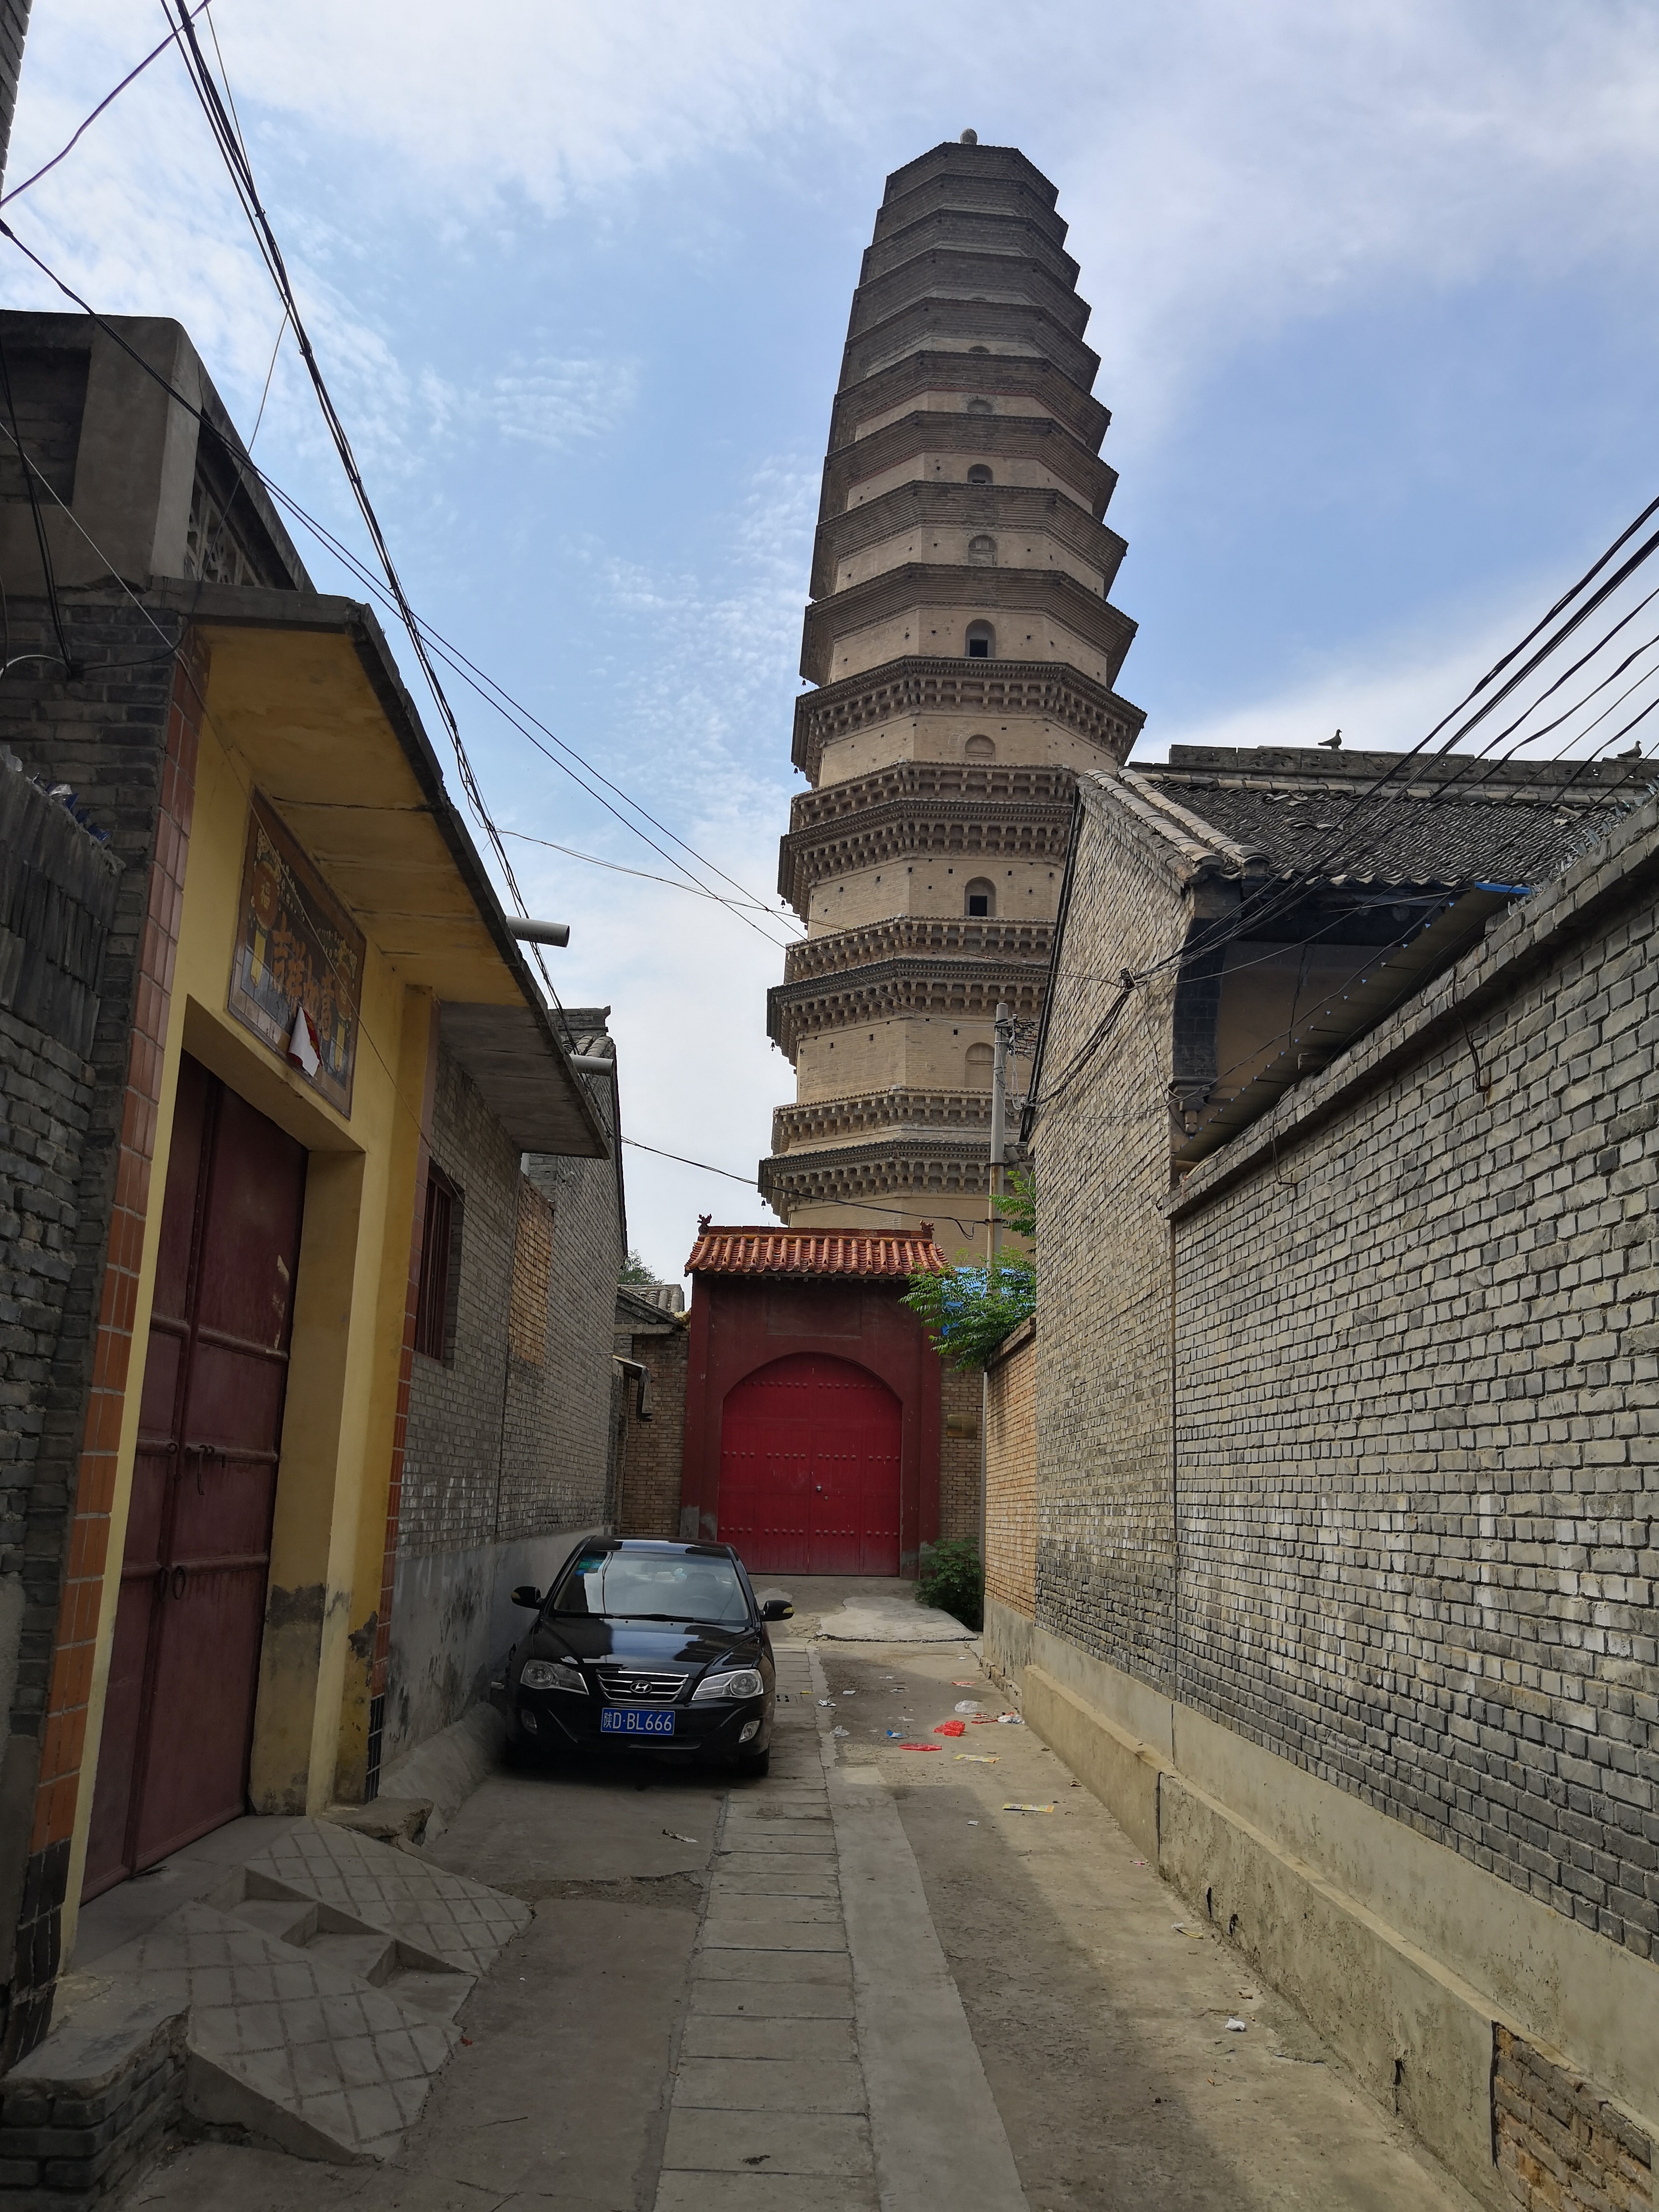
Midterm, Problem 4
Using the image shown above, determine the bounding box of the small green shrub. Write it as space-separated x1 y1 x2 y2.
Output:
915 1537 984 1632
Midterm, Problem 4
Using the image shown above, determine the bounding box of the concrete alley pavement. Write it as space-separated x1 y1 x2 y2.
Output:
130 1581 1477 2212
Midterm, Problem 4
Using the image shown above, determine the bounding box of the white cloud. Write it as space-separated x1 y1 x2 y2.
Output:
487 356 639 452
1139 565 1659 767
10 3 1659 448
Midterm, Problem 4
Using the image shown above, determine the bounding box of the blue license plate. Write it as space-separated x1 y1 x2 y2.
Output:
601 1707 676 1737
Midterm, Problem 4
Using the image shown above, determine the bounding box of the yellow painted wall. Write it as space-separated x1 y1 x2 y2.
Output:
63 678 432 1955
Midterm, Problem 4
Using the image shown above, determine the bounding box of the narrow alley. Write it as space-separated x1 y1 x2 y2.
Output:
127 1582 1473 2212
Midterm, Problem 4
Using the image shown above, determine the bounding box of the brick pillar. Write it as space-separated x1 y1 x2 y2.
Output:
4 640 203 2063
365 999 439 1799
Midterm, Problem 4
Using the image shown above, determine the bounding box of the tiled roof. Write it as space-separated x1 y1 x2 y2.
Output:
1142 748 1653 890
685 1224 947 1279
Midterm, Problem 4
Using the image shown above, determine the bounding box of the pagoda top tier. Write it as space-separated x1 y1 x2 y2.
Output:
875 140 1066 241
837 142 1099 403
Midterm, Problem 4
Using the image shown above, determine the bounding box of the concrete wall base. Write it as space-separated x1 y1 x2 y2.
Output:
986 1598 1658 2212
386 1525 600 1768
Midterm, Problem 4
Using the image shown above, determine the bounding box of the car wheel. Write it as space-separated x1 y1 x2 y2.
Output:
735 1746 770 1779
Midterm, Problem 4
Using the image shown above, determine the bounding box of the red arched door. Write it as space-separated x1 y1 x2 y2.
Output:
718 1354 901 1576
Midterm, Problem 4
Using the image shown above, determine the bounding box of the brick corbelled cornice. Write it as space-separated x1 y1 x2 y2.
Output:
827 351 1107 453
779 793 1075 910
790 654 1143 781
790 758 1074 828
759 1130 1002 1224
847 247 1091 344
823 410 1113 522
768 954 1049 1055
811 481 1125 601
801 562 1136 686
860 207 1081 291
783 914 1055 983
840 295 1100 393
772 1086 1000 1152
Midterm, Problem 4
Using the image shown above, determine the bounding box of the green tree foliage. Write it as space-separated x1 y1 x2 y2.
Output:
902 1171 1036 1370
619 1247 657 1285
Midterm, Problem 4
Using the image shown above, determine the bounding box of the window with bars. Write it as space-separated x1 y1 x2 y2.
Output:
414 1165 458 1361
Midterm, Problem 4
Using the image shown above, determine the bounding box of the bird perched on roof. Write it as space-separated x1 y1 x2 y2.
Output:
1318 729 1343 751
1619 742 1643 760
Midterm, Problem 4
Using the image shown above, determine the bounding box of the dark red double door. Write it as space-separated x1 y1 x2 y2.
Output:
718 1354 902 1576
84 1055 307 1896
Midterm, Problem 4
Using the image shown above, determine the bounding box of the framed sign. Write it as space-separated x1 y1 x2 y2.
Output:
228 793 364 1116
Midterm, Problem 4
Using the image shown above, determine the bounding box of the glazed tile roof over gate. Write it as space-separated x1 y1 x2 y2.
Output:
685 1223 947 1278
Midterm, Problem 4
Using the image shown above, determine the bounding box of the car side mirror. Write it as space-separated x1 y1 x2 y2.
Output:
511 1585 544 1610
760 1596 793 1621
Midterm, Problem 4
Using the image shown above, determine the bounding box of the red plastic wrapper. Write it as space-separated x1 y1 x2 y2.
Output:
897 1742 939 1751
933 1719 967 1737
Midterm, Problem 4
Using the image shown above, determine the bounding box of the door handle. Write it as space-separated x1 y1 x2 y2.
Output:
183 1443 218 1493
170 1565 188 1599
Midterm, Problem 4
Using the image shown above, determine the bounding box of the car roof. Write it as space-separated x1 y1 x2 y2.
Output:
578 1538 741 1563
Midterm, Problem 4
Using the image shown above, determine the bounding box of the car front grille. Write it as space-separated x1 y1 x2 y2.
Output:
591 1666 685 1704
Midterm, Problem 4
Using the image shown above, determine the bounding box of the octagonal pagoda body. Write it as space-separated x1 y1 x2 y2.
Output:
761 138 1144 1236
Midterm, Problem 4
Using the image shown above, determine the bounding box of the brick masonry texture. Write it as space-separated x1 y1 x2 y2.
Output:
0 602 196 2064
401 1048 620 1562
0 2006 184 2203
1494 2026 1652 2211
1032 799 1181 1692
1032 776 1659 1987
938 1362 983 1543
613 1326 689 1539
985 1321 1035 1617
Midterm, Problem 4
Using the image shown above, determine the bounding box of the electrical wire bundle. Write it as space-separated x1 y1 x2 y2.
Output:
1023 484 1659 1134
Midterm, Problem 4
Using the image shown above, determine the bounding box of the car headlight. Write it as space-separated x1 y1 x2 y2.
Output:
520 1657 587 1694
692 1667 764 1703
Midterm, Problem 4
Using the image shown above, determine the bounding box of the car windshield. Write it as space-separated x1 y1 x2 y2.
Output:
552 1551 750 1626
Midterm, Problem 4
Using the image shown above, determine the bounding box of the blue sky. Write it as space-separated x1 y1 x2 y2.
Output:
6 1 1658 1278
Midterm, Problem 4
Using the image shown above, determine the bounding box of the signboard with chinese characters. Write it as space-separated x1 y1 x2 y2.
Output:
228 793 364 1116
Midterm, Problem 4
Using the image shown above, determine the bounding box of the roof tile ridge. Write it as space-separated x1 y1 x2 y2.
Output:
1119 767 1267 874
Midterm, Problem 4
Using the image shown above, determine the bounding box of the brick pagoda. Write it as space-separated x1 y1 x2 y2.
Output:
760 133 1145 1235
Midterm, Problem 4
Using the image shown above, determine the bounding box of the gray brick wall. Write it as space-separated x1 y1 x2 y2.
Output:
401 1050 519 1555
400 1045 621 1561
1032 798 1183 1694
1032 776 1659 1975
1172 854 1659 1960
0 606 180 2061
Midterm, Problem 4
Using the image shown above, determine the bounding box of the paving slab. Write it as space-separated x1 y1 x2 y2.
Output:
709 1869 840 1897
681 2014 857 2061
700 1919 847 1953
691 1948 852 1985
673 2055 866 2114
655 2172 878 2212
662 2107 874 2176
687 1976 855 2017
714 1832 835 1856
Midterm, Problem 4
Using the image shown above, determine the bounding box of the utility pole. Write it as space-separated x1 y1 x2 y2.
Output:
987 1000 1012 1270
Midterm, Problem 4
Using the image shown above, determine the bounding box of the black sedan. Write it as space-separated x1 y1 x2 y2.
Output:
492 1538 792 1776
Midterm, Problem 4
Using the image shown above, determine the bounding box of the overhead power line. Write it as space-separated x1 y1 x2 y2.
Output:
0 206 796 952
157 0 574 1019
0 1 215 208
504 828 787 910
